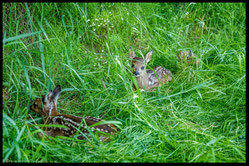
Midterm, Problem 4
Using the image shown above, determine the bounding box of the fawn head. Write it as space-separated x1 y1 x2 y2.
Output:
129 47 153 77
30 85 61 117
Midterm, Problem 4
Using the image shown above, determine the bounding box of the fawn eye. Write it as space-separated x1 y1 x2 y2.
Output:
141 66 144 70
132 64 134 68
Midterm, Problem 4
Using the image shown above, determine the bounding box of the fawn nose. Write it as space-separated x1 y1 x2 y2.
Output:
133 71 140 76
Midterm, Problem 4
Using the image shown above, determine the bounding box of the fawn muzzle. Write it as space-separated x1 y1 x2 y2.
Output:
133 71 140 76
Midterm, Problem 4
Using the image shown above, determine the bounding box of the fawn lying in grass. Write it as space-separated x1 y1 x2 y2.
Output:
129 47 172 91
177 50 200 65
30 85 118 141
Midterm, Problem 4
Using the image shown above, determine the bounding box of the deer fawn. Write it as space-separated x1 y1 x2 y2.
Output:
129 47 172 91
177 50 199 65
30 85 118 141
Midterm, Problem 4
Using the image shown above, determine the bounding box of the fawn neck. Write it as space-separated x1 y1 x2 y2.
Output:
49 101 60 117
135 71 149 89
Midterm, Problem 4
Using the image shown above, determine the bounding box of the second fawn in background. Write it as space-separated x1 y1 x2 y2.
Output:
129 47 172 91
177 50 200 65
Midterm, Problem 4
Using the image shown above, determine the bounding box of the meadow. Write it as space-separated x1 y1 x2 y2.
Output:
2 2 246 163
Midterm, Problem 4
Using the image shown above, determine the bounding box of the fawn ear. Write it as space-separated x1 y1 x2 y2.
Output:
45 90 53 103
189 50 195 58
145 50 153 63
129 47 136 59
51 85 61 105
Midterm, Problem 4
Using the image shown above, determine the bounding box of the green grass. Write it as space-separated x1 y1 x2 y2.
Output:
2 2 246 163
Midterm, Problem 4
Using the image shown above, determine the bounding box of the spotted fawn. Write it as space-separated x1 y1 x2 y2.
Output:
177 50 199 64
30 85 118 141
129 47 172 91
